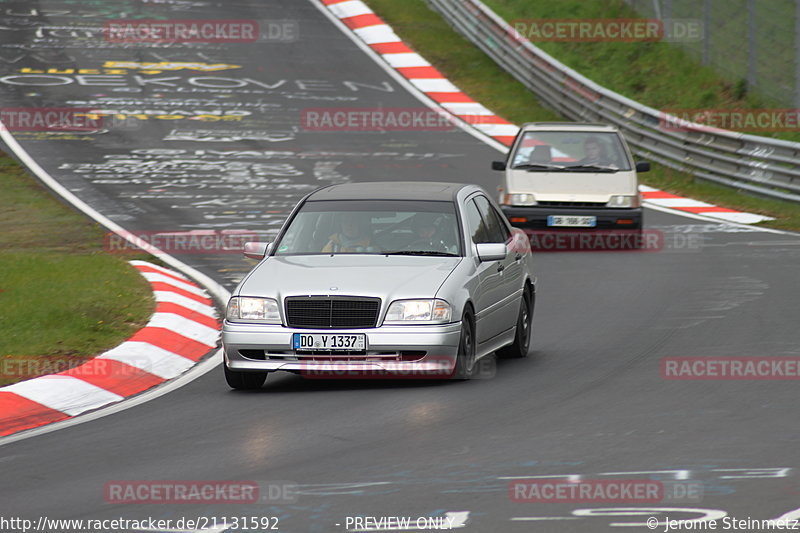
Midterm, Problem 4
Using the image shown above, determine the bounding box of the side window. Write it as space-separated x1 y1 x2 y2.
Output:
474 196 510 243
511 132 528 167
463 200 488 244
488 205 511 242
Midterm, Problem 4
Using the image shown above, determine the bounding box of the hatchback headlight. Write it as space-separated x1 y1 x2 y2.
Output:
505 193 537 206
384 299 452 324
226 296 281 323
607 195 640 208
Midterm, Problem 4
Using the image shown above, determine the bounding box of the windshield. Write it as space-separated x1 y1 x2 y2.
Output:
274 200 462 256
511 131 632 171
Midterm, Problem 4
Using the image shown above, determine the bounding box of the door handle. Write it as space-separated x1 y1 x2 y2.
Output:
515 253 522 261
496 263 505 272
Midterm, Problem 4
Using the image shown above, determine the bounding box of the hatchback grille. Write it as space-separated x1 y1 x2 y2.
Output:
537 201 607 208
285 296 380 329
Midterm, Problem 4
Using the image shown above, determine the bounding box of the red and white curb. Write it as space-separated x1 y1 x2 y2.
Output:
322 0 518 145
639 185 773 224
0 261 219 437
320 0 775 226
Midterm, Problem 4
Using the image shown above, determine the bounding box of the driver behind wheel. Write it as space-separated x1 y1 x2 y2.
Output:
408 213 450 252
578 136 618 168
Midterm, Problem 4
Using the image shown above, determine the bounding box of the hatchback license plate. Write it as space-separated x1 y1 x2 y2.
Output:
548 215 597 227
293 333 366 351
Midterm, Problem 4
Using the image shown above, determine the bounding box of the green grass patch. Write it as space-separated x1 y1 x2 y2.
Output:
483 0 800 143
364 0 800 232
0 154 154 386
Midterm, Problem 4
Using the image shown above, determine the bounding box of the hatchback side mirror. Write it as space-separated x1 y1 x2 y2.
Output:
492 161 507 171
244 241 271 260
635 161 651 173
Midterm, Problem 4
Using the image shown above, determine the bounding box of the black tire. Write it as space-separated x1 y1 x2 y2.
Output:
498 287 534 359
453 309 476 379
631 214 644 249
224 365 268 390
632 227 645 250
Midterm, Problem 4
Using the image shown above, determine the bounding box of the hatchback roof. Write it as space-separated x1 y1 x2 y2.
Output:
520 122 618 132
308 181 472 201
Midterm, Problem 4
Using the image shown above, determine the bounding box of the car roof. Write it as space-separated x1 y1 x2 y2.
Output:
519 121 618 132
308 181 474 202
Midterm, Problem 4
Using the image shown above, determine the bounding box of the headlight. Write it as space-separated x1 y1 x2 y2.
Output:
384 299 452 324
505 193 537 206
607 195 640 208
226 296 281 323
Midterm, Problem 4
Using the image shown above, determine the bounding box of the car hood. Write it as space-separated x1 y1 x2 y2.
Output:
237 254 462 301
508 168 638 202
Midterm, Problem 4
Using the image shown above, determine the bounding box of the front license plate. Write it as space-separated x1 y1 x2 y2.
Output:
548 215 597 227
293 333 366 351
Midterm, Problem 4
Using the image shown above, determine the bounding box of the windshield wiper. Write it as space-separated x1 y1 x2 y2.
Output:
513 163 567 171
563 164 619 172
383 250 459 257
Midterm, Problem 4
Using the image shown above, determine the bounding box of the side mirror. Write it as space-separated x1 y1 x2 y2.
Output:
243 241 271 260
635 161 651 173
491 161 507 171
476 242 507 262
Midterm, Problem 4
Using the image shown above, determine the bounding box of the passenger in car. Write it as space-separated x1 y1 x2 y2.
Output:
322 213 374 253
527 145 552 165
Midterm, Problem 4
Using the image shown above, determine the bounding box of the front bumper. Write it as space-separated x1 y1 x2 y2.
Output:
223 321 462 376
501 206 643 229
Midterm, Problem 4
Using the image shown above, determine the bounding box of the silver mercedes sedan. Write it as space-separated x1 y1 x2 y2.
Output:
222 181 536 389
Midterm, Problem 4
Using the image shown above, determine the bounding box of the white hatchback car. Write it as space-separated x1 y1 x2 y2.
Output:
493 122 650 231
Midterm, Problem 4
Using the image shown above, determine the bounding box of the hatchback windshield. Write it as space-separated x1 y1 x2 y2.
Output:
274 200 462 256
511 131 632 171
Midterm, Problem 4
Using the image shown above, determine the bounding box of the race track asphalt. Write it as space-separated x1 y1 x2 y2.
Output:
1 1 799 531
